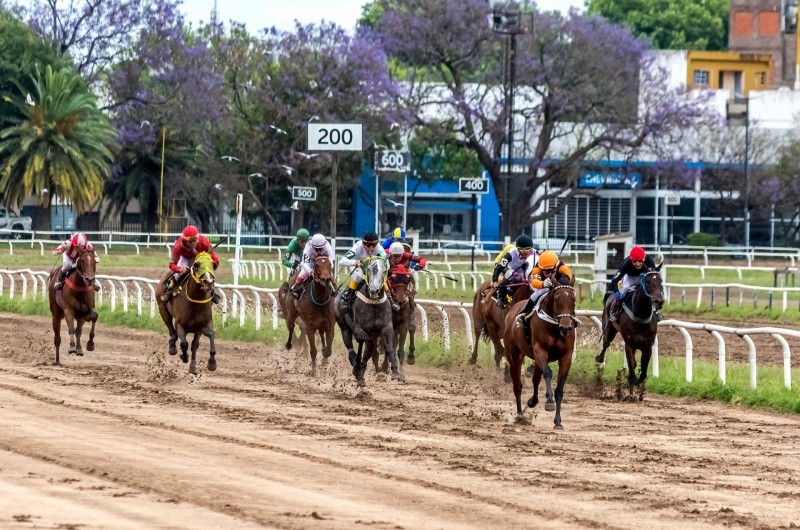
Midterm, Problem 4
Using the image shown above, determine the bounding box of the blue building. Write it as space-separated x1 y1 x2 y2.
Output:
353 166 501 242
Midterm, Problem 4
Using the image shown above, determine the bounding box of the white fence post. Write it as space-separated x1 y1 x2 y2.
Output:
742 334 757 389
710 330 725 384
772 334 791 390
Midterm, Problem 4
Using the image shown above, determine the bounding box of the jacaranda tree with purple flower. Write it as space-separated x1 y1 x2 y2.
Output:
375 0 709 236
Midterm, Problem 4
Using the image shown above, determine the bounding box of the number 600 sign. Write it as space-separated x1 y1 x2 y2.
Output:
307 123 363 152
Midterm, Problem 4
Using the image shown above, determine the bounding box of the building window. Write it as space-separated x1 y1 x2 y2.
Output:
755 71 767 86
758 11 780 36
733 12 754 36
693 70 710 86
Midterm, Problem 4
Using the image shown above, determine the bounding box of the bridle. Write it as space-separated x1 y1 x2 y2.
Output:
639 270 663 300
308 256 333 306
536 284 576 325
66 248 95 292
388 271 411 305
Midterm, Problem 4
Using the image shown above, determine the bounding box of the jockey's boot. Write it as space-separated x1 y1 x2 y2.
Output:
493 285 507 307
289 279 304 299
341 280 358 312
160 278 175 302
609 298 622 322
516 298 537 327
93 280 101 292
212 290 220 304
390 297 401 312
53 268 69 290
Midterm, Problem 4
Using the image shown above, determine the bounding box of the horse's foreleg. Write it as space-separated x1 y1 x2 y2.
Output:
382 328 404 383
596 320 618 364
74 319 85 356
322 326 334 362
354 341 366 386
625 343 638 396
506 340 524 422
308 326 318 375
86 310 98 352
204 327 217 371
372 338 382 374
177 323 189 365
529 363 543 409
52 315 62 366
533 344 555 412
638 343 652 386
285 310 296 351
553 354 573 429
188 332 201 375
407 315 416 365
64 309 77 355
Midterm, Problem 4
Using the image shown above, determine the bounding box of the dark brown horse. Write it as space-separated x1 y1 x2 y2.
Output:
48 249 98 365
155 252 217 375
596 265 664 397
504 277 577 429
283 256 335 373
375 265 415 372
470 279 532 367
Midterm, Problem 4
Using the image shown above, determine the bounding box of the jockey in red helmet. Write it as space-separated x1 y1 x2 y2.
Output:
160 225 220 303
608 246 661 323
53 233 100 291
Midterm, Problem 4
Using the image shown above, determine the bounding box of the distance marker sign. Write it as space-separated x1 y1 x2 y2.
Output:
307 123 363 151
459 178 490 194
292 186 317 201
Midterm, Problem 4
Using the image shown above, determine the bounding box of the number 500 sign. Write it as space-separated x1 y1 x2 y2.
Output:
307 123 363 151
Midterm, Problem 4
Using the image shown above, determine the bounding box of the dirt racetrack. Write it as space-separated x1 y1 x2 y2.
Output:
0 313 799 529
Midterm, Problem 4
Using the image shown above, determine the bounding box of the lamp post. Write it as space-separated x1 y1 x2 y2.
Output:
726 97 751 248
491 2 531 236
159 127 166 234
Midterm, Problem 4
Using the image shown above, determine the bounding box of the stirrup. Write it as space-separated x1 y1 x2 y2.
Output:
515 313 527 327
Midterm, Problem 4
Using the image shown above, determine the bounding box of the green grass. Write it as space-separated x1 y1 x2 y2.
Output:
570 347 800 415
2 295 800 414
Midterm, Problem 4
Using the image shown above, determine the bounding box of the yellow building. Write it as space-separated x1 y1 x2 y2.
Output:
687 51 772 98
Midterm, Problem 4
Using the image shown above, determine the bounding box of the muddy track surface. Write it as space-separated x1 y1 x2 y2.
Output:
0 313 799 529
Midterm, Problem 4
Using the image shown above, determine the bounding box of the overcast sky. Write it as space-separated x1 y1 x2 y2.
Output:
181 0 586 33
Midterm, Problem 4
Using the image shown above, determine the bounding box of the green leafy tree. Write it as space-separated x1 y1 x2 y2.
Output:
0 66 115 230
586 0 728 51
0 7 70 126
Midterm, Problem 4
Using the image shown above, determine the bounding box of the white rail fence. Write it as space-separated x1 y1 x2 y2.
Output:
0 269 795 391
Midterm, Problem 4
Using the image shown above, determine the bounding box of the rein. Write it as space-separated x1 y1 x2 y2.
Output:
535 285 576 325
623 271 661 324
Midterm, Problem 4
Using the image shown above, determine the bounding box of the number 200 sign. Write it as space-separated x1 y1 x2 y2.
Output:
459 178 490 194
307 123 363 151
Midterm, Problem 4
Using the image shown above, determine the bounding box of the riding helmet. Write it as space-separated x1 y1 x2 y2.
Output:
630 246 646 261
71 232 88 248
182 225 199 239
311 233 327 248
515 234 534 251
392 227 406 240
363 231 379 244
296 228 310 241
538 250 558 270
389 242 405 256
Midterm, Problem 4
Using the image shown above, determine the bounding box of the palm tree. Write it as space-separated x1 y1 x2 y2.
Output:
0 65 115 230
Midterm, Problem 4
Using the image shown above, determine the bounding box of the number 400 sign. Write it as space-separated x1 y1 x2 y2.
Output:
307 123 363 152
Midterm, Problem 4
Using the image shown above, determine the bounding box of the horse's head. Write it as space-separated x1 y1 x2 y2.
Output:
364 257 388 298
389 265 411 304
313 255 332 282
553 284 576 337
76 248 96 285
193 252 216 291
642 263 664 311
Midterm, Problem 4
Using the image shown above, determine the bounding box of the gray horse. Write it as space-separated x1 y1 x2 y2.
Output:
335 257 405 387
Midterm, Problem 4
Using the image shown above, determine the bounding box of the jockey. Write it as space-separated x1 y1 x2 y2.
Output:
52 233 100 291
281 228 310 279
381 227 412 253
608 246 660 323
160 225 220 303
290 233 335 298
339 231 387 311
491 234 537 307
515 250 574 327
387 241 426 312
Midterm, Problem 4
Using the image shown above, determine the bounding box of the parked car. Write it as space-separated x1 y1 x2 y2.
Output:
0 207 33 239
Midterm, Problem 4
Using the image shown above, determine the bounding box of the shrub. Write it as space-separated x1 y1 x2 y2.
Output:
687 232 720 247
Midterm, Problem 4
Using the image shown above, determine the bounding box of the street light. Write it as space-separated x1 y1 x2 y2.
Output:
726 97 751 248
491 2 532 236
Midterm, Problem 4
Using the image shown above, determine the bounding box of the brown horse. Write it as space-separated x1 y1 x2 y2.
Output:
469 278 532 367
48 249 98 365
155 252 217 375
596 266 664 397
504 277 577 429
278 274 309 353
375 265 415 373
283 256 335 373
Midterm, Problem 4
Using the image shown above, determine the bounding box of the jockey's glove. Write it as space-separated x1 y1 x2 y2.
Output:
614 291 622 300
543 278 553 288
414 264 424 271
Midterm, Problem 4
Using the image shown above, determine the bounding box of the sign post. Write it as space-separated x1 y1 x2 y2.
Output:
375 149 411 236
665 194 680 248
459 178 491 269
307 124 363 250
233 193 243 286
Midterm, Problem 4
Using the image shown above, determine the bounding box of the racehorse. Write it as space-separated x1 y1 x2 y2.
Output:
155 252 218 375
504 273 577 429
283 256 335 374
374 264 415 373
335 257 405 387
470 278 532 368
596 264 664 398
278 273 309 353
48 248 98 365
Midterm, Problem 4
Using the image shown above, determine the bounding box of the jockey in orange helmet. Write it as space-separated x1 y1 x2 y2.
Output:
53 233 100 291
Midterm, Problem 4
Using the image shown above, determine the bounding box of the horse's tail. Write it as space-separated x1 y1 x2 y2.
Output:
477 322 490 343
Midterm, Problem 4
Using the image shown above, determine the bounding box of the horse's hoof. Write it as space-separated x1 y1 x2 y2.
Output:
467 356 477 366
321 357 329 366
68 346 77 355
189 366 197 375
527 396 538 408
545 401 556 412
595 355 604 363
391 371 406 383
638 392 645 402
86 342 95 352
207 359 217 372
515 414 525 424
526 364 534 376
180 353 189 364
76 350 84 357
407 354 416 366
285 341 292 351
357 378 366 388
503 364 512 384
554 424 564 431
51 361 61 366
168 343 177 356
